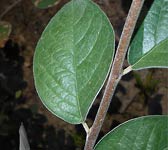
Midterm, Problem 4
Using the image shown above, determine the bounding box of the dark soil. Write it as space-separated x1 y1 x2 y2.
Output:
0 0 167 150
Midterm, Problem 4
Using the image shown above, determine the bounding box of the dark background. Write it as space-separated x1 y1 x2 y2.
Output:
0 0 167 149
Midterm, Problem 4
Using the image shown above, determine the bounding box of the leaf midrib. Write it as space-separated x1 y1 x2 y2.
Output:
71 0 83 122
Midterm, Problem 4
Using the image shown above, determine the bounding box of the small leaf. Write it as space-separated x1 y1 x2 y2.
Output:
32 0 60 9
0 21 12 48
128 0 168 70
95 115 168 150
33 0 115 124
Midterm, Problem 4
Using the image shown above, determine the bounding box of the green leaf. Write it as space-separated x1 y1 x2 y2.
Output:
33 0 115 124
131 39 168 69
0 21 11 48
128 0 168 70
95 115 168 150
32 0 60 9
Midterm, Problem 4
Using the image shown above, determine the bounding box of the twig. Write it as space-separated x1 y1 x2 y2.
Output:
82 122 90 134
84 0 145 150
0 0 22 20
122 66 132 76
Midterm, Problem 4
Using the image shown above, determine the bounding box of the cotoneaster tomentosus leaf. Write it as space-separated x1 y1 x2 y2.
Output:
128 0 168 70
131 38 168 69
33 0 115 124
95 115 168 150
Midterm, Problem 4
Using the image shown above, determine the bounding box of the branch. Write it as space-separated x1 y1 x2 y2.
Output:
84 0 145 149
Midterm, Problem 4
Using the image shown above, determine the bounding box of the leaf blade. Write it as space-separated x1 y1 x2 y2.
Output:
33 0 115 124
128 0 168 69
95 115 168 150
132 38 168 69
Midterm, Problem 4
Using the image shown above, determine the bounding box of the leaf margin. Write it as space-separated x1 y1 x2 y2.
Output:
94 115 168 150
33 0 115 124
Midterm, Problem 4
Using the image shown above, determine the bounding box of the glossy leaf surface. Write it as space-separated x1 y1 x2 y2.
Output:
128 0 168 70
95 115 168 150
32 0 60 9
33 0 115 124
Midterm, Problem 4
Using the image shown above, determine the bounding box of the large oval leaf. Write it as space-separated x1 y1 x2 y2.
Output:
128 0 168 70
95 115 168 150
33 0 115 124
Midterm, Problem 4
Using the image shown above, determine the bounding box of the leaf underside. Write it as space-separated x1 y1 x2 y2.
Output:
33 0 115 124
95 115 168 150
128 0 168 70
